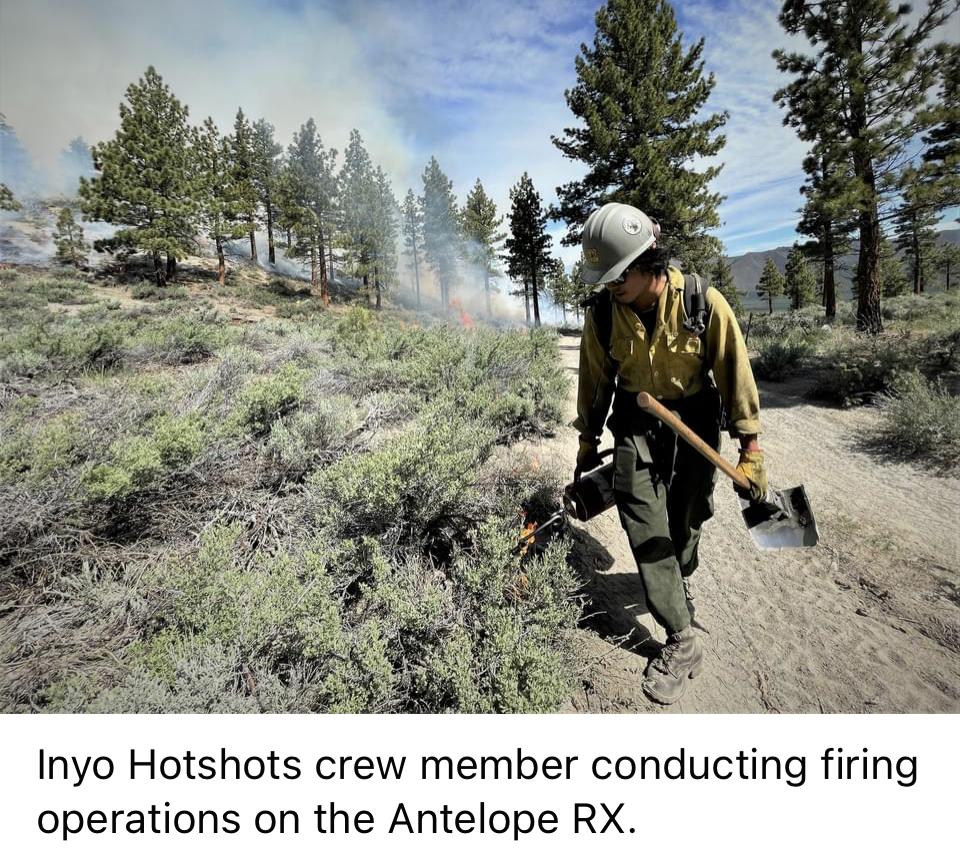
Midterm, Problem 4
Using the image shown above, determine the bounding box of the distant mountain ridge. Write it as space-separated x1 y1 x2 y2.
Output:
725 228 959 311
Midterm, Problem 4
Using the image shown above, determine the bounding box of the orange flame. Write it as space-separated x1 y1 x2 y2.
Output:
449 297 474 329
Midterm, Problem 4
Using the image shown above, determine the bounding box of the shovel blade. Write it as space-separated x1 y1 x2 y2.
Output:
740 485 819 550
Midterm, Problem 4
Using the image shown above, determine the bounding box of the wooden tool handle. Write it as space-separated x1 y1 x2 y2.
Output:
636 392 750 490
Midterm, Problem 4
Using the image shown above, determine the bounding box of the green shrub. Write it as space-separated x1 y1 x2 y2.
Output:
872 372 960 470
309 413 495 547
0 413 84 484
83 414 206 499
132 315 231 364
229 364 308 435
264 396 360 478
752 337 813 381
131 283 189 301
810 332 917 405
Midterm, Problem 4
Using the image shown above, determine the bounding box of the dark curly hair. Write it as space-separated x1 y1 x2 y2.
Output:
630 246 671 277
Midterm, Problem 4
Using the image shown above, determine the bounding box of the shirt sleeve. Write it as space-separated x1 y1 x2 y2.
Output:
572 307 618 445
704 289 762 436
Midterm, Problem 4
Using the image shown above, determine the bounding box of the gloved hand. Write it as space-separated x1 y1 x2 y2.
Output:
575 437 602 480
735 450 767 502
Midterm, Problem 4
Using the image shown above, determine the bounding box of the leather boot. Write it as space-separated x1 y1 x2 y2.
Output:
642 626 703 705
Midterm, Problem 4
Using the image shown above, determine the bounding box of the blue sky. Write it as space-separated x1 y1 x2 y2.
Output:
0 0 950 266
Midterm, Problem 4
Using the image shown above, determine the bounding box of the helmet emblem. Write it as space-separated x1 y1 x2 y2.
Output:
584 247 600 264
622 216 642 235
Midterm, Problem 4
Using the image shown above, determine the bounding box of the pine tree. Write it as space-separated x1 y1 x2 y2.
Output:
784 245 816 310
504 172 553 326
892 166 940 295
773 0 955 333
251 118 283 265
877 237 908 297
0 184 19 211
58 137 94 195
796 145 857 319
711 255 743 317
79 67 196 285
421 156 460 312
545 259 575 325
551 0 727 270
53 207 88 267
933 243 960 291
756 257 785 314
370 165 399 311
461 179 505 317
922 43 960 209
340 130 378 305
282 119 338 304
230 108 259 261
401 189 424 308
193 117 245 285
0 113 39 195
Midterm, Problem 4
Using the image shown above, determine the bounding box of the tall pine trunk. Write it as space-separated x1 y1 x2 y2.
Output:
523 280 531 325
166 253 177 282
768 293 773 314
216 237 225 285
850 25 882 335
823 223 836 320
266 199 275 264
310 243 317 293
363 273 371 306
531 264 541 327
318 223 329 307
374 264 382 311
286 228 292 250
327 242 334 291
412 244 421 308
249 221 258 262
153 251 166 286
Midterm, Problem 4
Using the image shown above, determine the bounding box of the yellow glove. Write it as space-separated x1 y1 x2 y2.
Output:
735 450 767 502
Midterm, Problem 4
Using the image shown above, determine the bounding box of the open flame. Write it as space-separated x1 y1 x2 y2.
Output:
449 297 474 329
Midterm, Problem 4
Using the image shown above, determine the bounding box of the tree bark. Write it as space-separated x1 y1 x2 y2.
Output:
363 273 371 306
412 243 421 308
310 244 317 293
249 222 258 262
266 200 275 265
216 237 225 285
318 222 329 307
153 251 166 286
374 264 382 310
823 223 836 320
523 279 531 325
531 266 541 327
166 254 177 282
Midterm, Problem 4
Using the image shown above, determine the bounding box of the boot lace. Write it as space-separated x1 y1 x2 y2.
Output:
650 637 683 676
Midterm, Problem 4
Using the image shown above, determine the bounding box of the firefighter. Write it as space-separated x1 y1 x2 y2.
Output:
574 202 767 705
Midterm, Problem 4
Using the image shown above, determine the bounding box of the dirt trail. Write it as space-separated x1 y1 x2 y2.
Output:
536 339 960 713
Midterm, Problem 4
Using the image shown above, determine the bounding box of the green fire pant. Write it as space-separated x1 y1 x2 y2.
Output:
610 389 721 635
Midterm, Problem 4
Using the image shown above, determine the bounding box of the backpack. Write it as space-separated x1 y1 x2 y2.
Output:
581 272 711 354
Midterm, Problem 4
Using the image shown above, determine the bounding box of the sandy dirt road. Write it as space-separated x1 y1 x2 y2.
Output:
529 338 960 713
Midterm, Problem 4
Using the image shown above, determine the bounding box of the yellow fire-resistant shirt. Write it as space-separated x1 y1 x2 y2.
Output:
574 266 762 444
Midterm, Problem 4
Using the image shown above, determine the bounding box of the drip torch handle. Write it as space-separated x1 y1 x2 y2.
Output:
636 392 750 490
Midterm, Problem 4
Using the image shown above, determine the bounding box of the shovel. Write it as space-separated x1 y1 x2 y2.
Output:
637 392 818 550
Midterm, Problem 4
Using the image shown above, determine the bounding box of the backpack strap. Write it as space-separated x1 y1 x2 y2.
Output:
580 288 613 354
682 272 711 337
